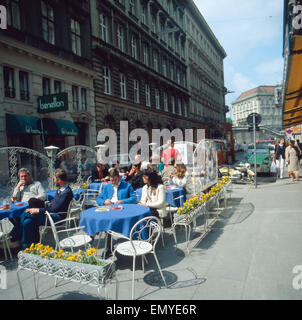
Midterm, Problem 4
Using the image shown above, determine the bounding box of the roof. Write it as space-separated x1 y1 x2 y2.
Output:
236 86 275 100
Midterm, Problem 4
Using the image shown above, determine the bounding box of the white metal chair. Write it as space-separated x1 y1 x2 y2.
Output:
45 211 92 252
165 190 185 226
82 189 101 209
0 218 14 261
113 216 167 300
39 199 79 243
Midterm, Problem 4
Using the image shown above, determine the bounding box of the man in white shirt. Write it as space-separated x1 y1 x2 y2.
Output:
12 168 46 203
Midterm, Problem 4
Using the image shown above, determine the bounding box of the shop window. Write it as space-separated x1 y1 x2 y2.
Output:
3 66 15 98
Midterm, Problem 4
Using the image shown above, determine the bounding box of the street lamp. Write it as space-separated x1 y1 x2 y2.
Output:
44 145 59 189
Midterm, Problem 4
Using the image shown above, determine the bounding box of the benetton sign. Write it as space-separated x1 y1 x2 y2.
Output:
38 92 68 113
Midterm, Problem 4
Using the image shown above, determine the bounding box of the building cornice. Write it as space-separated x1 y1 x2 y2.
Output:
0 35 97 79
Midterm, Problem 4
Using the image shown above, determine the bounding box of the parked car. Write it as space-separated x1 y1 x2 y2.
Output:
245 144 273 175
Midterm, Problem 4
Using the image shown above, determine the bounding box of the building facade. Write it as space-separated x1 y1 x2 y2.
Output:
232 85 283 144
185 0 227 138
0 0 97 152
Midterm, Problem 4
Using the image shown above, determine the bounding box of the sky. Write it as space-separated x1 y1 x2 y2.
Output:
193 0 284 119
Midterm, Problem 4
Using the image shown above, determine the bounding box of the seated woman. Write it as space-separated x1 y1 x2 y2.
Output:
138 169 166 219
169 163 195 199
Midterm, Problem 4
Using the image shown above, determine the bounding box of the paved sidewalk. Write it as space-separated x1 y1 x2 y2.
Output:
0 171 302 300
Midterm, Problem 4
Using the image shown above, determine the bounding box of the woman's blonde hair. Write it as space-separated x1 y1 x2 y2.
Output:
175 163 186 178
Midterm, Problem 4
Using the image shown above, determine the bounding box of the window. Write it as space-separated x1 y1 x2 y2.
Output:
151 14 157 33
164 92 168 111
155 88 160 109
103 67 111 94
117 24 125 52
184 101 187 117
54 80 61 94
171 95 175 113
168 32 172 47
170 63 174 80
131 35 138 59
72 85 79 110
100 12 109 42
41 1 55 44
178 98 182 115
141 5 146 24
42 77 50 95
19 71 29 100
162 57 167 77
3 66 15 98
71 19 81 56
134 79 140 103
129 0 135 15
145 84 151 107
81 88 87 110
153 51 158 72
120 73 127 99
143 43 149 66
176 68 180 84
7 0 20 29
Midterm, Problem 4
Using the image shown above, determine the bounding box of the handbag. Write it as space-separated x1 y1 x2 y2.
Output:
270 161 277 173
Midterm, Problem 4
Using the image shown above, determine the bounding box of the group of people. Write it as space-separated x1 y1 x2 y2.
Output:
274 139 301 182
9 168 73 250
5 139 195 253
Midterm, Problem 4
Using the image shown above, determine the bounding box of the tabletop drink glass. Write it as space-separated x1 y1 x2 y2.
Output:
12 196 17 203
3 198 10 210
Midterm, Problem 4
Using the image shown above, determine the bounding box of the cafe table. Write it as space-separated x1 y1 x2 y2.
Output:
135 185 186 207
79 203 152 239
46 188 83 201
0 202 29 220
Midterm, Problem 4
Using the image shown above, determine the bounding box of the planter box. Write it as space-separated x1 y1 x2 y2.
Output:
17 251 118 299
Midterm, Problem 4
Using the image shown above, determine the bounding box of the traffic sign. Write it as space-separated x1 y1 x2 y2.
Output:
285 128 293 134
247 113 262 126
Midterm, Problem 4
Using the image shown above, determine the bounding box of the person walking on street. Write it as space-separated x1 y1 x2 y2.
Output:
273 138 286 179
285 140 301 182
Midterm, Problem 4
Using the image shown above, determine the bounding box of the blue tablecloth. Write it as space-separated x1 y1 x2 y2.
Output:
0 202 29 220
46 188 83 201
79 204 151 238
88 182 103 191
136 186 186 207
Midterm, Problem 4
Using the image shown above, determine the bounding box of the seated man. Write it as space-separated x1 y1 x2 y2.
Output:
161 157 176 185
12 168 46 203
96 168 136 206
11 168 73 249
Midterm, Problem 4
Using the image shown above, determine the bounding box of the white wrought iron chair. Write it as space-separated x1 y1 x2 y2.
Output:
165 189 185 226
45 211 92 252
0 218 14 261
113 216 167 300
39 198 81 243
82 188 102 209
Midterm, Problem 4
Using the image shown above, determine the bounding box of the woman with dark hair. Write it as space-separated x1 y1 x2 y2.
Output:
273 138 286 179
285 140 301 182
138 169 166 218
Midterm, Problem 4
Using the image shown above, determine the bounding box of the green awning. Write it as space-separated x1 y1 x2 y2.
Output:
6 113 41 135
42 118 78 136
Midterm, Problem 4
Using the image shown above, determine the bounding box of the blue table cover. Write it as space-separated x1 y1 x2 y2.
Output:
0 202 29 220
88 182 103 191
79 204 152 238
136 186 186 207
46 188 83 201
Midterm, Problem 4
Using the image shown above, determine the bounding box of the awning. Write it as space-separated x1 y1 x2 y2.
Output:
283 35 302 128
6 114 41 135
42 118 79 136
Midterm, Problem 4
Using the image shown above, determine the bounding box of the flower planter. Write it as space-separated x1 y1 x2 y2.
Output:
17 251 117 300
